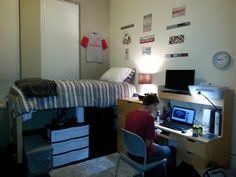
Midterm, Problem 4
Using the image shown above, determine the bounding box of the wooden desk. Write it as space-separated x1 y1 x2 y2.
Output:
117 89 233 175
155 123 225 175
157 88 233 175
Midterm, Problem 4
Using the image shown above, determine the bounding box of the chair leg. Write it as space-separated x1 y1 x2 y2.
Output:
114 156 121 177
163 163 167 177
141 171 145 177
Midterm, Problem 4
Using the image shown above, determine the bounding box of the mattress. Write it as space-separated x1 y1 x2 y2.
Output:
8 79 137 117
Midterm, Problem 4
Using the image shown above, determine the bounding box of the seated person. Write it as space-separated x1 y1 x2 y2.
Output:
125 94 176 176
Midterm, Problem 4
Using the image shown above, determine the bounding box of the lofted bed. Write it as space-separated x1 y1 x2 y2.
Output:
7 67 137 163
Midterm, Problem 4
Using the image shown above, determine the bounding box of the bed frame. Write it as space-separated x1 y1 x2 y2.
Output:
8 79 136 163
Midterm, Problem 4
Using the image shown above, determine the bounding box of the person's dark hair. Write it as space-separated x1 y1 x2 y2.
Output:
143 94 159 106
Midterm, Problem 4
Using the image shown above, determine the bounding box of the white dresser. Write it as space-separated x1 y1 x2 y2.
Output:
47 124 89 167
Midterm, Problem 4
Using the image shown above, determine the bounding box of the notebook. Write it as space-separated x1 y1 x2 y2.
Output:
160 106 196 131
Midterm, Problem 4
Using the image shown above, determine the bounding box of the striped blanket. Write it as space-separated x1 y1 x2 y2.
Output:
9 80 137 117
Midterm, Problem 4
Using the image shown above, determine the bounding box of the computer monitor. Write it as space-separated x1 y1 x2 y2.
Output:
171 106 195 126
165 69 195 93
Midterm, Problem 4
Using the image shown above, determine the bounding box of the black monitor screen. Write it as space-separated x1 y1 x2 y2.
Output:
165 69 195 91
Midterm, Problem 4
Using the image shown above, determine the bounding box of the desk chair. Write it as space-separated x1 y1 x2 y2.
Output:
115 128 167 177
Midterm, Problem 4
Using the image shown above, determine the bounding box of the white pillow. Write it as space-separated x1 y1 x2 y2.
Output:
100 67 134 82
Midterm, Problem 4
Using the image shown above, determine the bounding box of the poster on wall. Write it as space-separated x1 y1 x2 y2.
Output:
165 53 188 58
121 24 134 30
125 48 129 60
172 6 185 18
166 22 190 30
142 47 151 55
143 14 152 32
169 34 184 44
122 31 131 45
140 35 155 44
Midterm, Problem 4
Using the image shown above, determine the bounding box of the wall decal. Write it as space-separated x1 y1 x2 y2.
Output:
121 24 134 30
166 22 190 30
143 14 152 32
142 47 151 55
172 6 185 18
140 35 155 44
122 31 131 45
125 48 129 60
169 34 184 44
165 53 188 58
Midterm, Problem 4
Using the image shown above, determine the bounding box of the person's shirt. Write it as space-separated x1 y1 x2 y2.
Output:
125 109 156 157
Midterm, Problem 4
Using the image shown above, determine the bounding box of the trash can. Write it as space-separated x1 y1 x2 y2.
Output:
23 134 53 177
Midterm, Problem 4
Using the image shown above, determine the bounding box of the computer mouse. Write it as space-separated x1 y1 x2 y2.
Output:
181 129 187 133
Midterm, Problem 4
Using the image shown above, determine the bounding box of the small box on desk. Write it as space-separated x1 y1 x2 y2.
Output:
23 134 53 177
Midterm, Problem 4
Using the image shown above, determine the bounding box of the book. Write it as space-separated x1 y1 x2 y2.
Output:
201 133 217 140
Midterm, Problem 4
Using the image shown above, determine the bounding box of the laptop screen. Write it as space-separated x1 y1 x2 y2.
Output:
171 106 195 126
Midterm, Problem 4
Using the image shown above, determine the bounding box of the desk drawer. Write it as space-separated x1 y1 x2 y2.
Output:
118 100 143 114
176 136 206 156
178 148 206 169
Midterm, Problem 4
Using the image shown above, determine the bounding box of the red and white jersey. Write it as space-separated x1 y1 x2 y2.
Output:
80 31 108 63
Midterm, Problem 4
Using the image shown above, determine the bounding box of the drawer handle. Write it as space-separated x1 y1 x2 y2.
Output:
186 151 194 155
187 138 196 143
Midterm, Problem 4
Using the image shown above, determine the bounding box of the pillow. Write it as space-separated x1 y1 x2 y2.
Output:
100 67 135 83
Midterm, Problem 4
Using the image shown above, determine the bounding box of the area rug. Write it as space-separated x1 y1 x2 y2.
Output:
49 153 137 177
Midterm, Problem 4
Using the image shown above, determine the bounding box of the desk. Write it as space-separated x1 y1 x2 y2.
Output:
156 123 228 175
117 94 233 176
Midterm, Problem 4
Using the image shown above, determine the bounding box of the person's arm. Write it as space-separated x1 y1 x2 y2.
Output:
145 139 154 148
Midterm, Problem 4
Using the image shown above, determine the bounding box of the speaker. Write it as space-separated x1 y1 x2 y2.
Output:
202 108 221 135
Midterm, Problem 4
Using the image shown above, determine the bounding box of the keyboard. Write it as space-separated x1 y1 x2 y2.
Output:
159 121 187 131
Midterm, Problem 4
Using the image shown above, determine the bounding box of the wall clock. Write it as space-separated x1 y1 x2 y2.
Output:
212 51 231 69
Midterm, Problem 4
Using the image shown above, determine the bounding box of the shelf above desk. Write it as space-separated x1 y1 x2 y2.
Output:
158 91 224 107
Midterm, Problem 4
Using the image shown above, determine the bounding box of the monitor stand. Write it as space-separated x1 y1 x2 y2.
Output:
161 89 190 95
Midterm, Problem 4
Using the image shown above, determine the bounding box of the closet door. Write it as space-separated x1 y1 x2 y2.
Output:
41 0 80 80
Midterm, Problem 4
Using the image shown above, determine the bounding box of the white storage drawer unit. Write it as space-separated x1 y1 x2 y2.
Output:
47 124 89 167
53 148 89 167
48 125 89 143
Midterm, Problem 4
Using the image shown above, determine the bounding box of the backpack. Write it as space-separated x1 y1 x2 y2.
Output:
203 165 227 177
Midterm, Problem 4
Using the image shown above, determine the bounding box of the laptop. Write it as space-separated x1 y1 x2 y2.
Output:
160 106 195 131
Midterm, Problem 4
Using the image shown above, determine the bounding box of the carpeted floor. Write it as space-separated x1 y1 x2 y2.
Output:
49 153 137 177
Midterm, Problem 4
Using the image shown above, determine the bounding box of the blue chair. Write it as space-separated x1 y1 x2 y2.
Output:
115 128 167 177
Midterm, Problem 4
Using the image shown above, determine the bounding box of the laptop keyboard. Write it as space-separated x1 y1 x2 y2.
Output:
159 121 188 131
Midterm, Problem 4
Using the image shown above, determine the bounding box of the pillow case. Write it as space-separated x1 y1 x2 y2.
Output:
100 67 135 83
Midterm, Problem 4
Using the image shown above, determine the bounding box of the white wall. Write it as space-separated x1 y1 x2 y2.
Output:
0 0 20 146
0 0 20 103
77 0 110 79
110 0 236 167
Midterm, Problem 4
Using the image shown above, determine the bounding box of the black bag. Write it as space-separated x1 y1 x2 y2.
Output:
203 165 226 177
176 161 200 177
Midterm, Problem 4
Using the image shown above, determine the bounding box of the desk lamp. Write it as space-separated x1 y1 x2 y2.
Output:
138 73 152 84
138 73 152 100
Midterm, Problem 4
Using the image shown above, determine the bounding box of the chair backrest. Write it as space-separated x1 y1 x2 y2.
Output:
121 128 147 162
